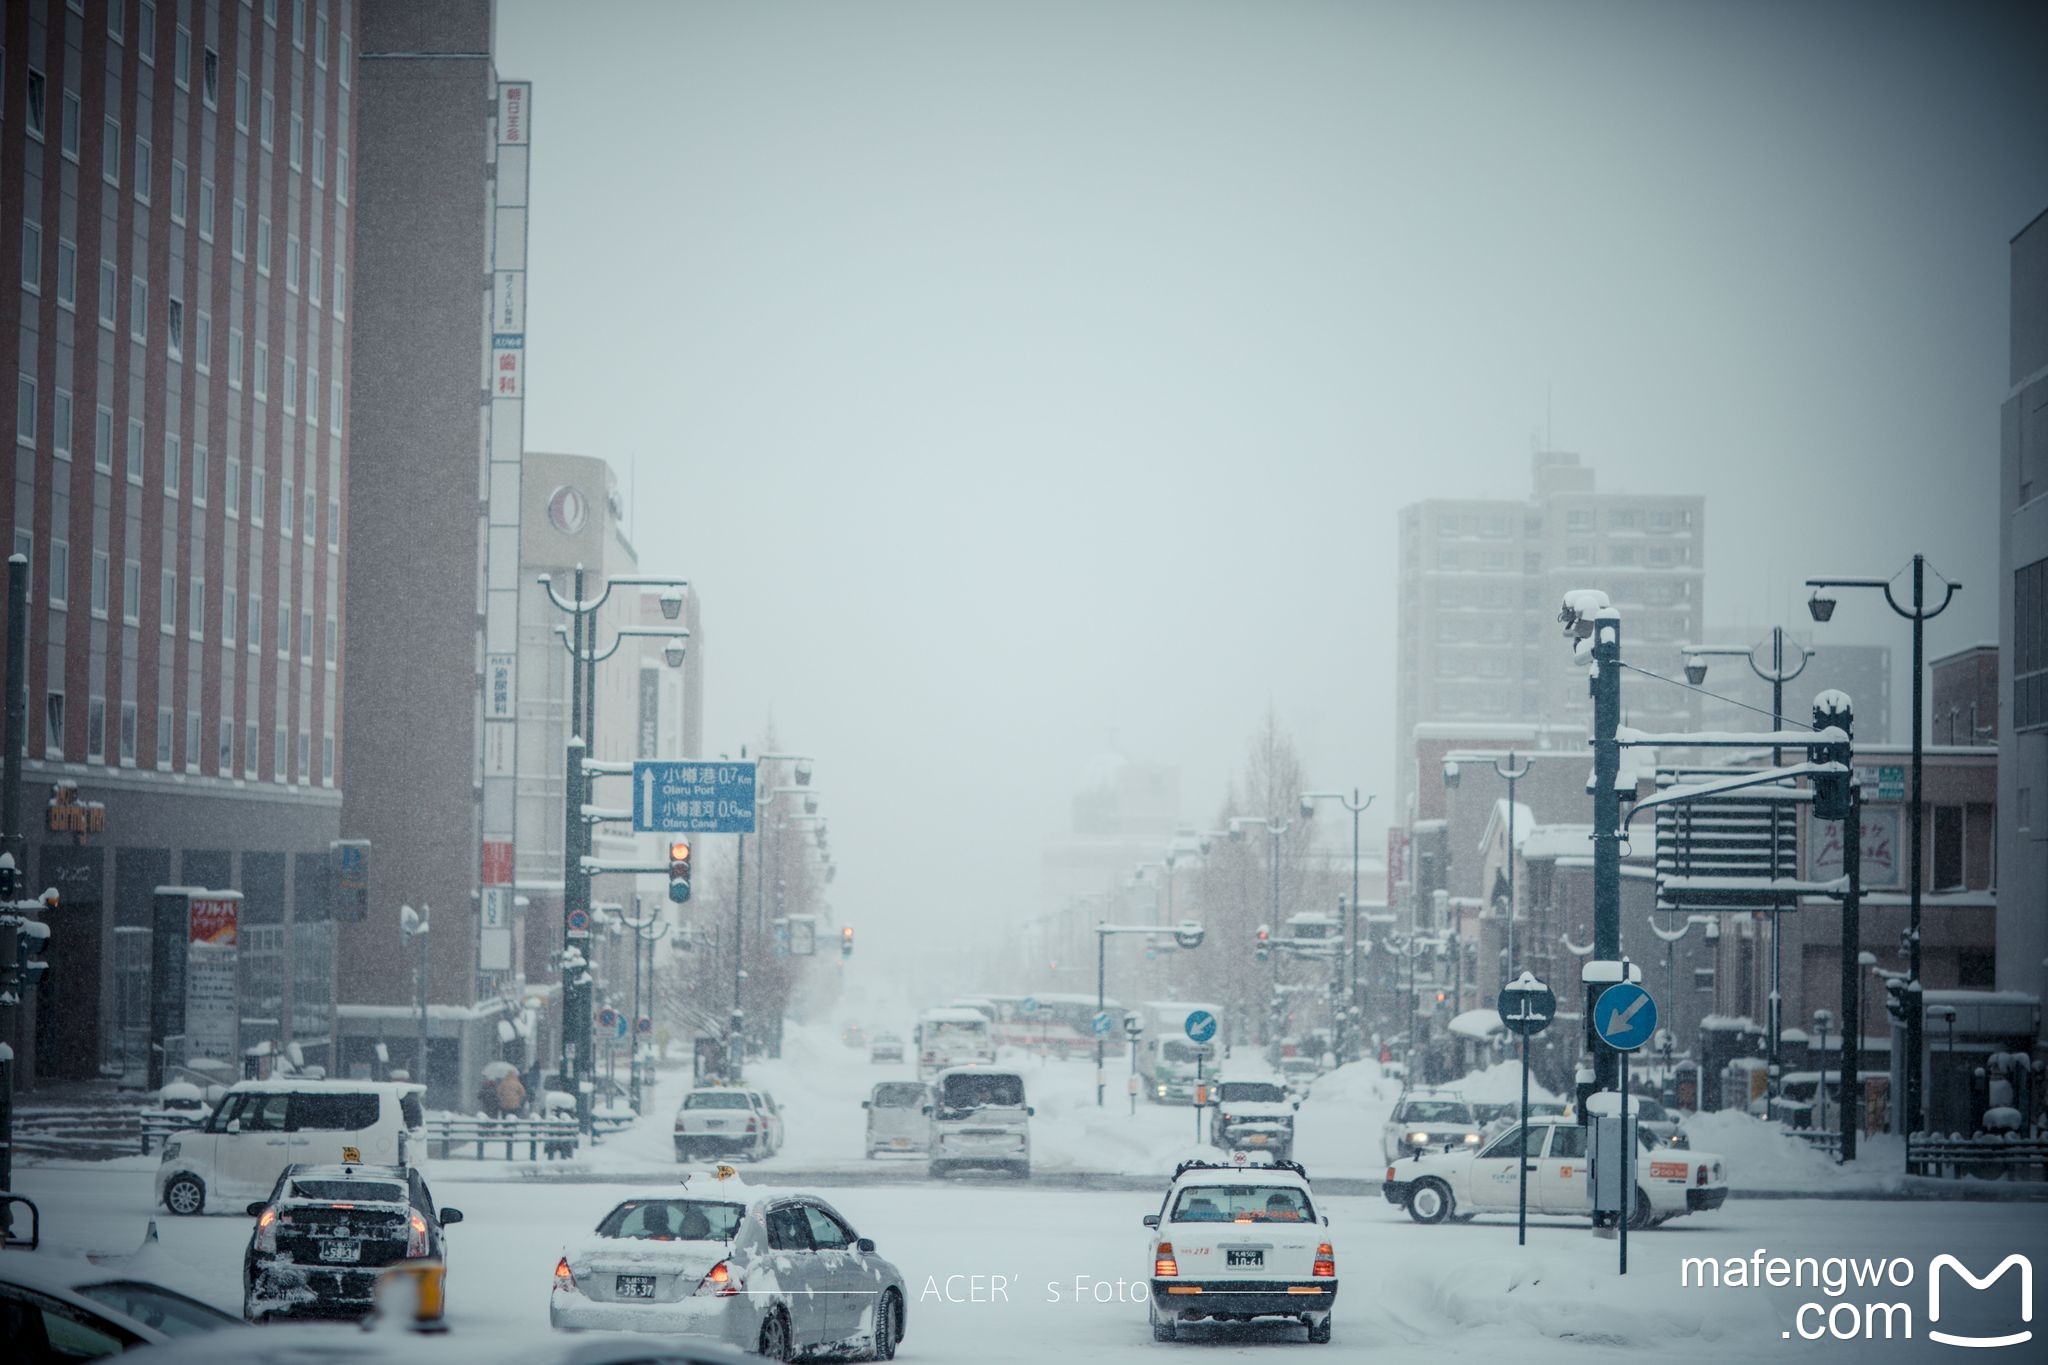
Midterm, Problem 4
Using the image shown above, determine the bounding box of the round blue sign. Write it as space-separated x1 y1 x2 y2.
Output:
1021 996 1040 1016
1090 1011 1114 1036
1184 1010 1218 1044
1592 982 1658 1052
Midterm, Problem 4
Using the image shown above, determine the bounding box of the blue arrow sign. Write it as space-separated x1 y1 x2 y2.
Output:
1593 982 1659 1052
1184 1010 1218 1045
633 761 758 834
1091 1011 1114 1036
1020 996 1040 1016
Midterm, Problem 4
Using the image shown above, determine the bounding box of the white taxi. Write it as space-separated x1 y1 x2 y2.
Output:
1143 1158 1337 1344
1381 1114 1727 1230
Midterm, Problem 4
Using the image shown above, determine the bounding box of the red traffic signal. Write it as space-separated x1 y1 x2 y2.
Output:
667 840 692 904
1255 926 1271 963
840 925 854 959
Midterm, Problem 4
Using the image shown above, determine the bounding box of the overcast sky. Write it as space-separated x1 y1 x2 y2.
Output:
495 0 2048 956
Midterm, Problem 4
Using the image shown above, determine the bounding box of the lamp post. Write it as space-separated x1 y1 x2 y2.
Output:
1814 1008 1835 1135
1094 920 1207 1104
1441 755 1528 993
727 754 814 1081
399 905 430 1095
537 568 690 1132
1647 914 1715 1106
1299 790 1375 1062
1682 628 1814 1101
1230 814 1298 1047
1806 556 1961 1149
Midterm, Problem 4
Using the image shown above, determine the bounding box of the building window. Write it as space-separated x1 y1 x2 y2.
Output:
324 614 336 659
248 592 262 651
282 358 297 414
305 365 318 427
289 113 302 170
252 466 266 525
169 160 187 222
274 725 287 781
52 389 71 460
261 90 274 149
219 712 233 770
231 199 246 258
276 603 289 657
120 703 137 764
299 609 312 659
256 215 271 274
266 0 277 28
189 577 205 638
228 328 244 388
332 260 345 314
315 10 328 64
15 374 34 446
292 0 306 47
1566 544 1593 567
254 341 269 401
130 277 147 341
126 417 144 482
203 47 219 107
167 297 184 358
244 721 258 775
108 0 125 42
329 381 342 434
87 697 106 761
138 1 157 58
340 32 352 87
158 708 173 768
1694 967 1715 992
103 117 120 184
45 692 64 757
48 540 69 607
1609 509 1639 530
56 238 76 308
1437 515 1460 537
160 571 177 631
20 219 41 292
61 88 80 159
281 477 295 533
335 147 348 204
1436 548 1458 571
1932 806 1963 891
134 137 151 201
1566 509 1593 533
224 586 237 644
327 499 340 543
286 233 300 291
323 733 335 781
174 26 190 88
91 550 109 615
25 68 47 140
197 178 215 240
1608 545 1635 566
195 311 211 373
312 129 325 187
235 71 249 131
188 713 201 771
297 731 310 781
122 560 139 624
2017 558 2048 732
191 443 208 505
309 248 322 305
164 433 180 493
226 456 241 516
94 405 112 472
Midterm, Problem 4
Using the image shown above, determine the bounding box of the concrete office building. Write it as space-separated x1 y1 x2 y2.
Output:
1931 644 1997 748
336 0 527 1102
2 0 356 1085
1999 205 2048 1036
1394 451 1705 814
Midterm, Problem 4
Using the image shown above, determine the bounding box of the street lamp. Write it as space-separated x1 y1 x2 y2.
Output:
399 904 430 1094
1814 1008 1835 1134
1299 790 1375 1061
1806 555 1961 1147
727 755 815 1080
1647 913 1715 1106
1679 626 1816 1097
1230 814 1298 1047
1439 753 1529 992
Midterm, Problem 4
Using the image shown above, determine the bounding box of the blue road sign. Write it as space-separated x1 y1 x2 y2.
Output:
566 907 591 938
1091 1011 1114 1036
1185 1010 1219 1045
1593 982 1659 1052
635 1016 653 1037
1020 996 1040 1016
633 761 758 834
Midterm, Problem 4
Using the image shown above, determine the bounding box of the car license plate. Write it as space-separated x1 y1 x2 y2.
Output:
1227 1250 1263 1268
891 1138 909 1148
1248 1134 1268 1145
616 1275 656 1299
318 1239 361 1264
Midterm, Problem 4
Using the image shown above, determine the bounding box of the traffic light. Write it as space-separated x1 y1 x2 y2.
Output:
1809 691 1854 823
667 840 692 904
1882 972 1912 1026
1255 925 1270 963
840 926 854 959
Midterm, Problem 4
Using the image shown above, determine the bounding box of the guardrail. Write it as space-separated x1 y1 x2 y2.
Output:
424 1115 581 1161
138 1110 203 1154
1908 1134 2048 1182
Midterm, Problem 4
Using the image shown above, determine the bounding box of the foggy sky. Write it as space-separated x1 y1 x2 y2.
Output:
494 0 2048 958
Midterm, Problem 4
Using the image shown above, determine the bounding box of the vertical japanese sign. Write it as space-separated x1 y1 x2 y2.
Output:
480 79 534 980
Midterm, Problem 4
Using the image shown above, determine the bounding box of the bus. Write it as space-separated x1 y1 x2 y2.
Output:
914 1007 996 1078
994 993 1121 1060
1137 1000 1226 1103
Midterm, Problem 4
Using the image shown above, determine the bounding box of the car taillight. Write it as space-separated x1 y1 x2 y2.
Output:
697 1261 741 1297
1154 1242 1178 1277
746 1118 758 1133
1696 1165 1709 1187
253 1206 278 1254
1313 1242 1335 1277
408 1211 430 1258
554 1257 577 1291
1385 1166 1397 1182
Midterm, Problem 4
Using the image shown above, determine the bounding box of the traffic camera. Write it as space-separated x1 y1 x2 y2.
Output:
667 840 692 904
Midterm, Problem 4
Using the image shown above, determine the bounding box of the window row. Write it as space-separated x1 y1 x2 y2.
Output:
39 687 336 784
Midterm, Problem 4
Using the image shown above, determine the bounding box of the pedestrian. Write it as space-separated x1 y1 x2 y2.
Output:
496 1067 527 1118
476 1077 501 1119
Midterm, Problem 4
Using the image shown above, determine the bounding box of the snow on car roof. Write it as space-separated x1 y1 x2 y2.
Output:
917 1007 991 1022
1173 1165 1312 1189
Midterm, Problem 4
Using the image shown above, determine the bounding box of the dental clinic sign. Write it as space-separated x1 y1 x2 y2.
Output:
1681 1250 2031 1347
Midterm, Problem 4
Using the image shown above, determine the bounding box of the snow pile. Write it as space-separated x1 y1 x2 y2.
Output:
1678 1110 1904 1193
1451 1058 1562 1106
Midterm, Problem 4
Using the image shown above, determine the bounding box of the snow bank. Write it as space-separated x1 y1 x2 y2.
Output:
1451 1058 1561 1106
1678 1110 1905 1193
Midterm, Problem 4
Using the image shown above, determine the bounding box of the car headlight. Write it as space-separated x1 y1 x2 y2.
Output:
1407 1131 1429 1145
1463 1133 1481 1144
160 1142 180 1161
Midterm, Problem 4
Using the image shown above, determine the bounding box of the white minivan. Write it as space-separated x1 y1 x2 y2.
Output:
864 1080 932 1157
154 1079 425 1215
927 1067 1032 1178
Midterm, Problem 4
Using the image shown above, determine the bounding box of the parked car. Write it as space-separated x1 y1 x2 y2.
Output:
242 1162 462 1322
673 1089 772 1162
1380 1089 1482 1163
840 1023 868 1049
1631 1095 1688 1148
154 1080 425 1216
1207 1079 1298 1162
550 1176 909 1360
927 1067 1032 1177
863 1082 932 1158
744 1091 785 1156
1279 1057 1321 1100
1381 1115 1727 1230
868 1032 905 1064
1143 1159 1336 1344
0 1194 242 1352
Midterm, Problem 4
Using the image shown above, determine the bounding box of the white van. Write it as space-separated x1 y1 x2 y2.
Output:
153 1079 425 1215
927 1067 1032 1177
864 1080 932 1157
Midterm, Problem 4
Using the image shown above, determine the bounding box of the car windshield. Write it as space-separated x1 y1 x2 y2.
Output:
872 1083 926 1108
1635 1099 1669 1121
940 1073 1024 1110
1399 1100 1473 1124
288 1179 405 1203
597 1199 746 1241
1171 1184 1315 1223
73 1280 242 1336
683 1092 753 1110
1221 1082 1285 1103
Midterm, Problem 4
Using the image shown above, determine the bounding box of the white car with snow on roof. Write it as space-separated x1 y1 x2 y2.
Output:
1379 1088 1482 1163
1381 1114 1727 1229
550 1170 910 1360
1144 1158 1337 1344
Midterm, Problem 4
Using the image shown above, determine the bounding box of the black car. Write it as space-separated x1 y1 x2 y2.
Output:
242 1162 463 1322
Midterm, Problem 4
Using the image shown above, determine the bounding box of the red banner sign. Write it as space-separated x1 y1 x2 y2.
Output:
188 897 239 947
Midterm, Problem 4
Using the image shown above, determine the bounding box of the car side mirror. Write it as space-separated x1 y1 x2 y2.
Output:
1322 1215 1330 1227
861 1101 871 1110
226 1119 242 1134
440 1208 464 1225
921 1105 932 1116
856 1237 876 1254
1026 1107 1036 1117
246 1201 269 1217
1292 1099 1301 1110
1142 1214 1160 1229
